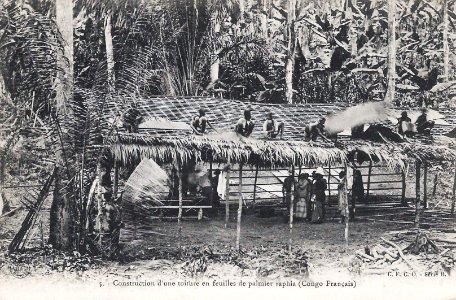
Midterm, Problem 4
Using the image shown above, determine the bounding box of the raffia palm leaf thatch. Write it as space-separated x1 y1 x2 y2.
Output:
110 132 348 167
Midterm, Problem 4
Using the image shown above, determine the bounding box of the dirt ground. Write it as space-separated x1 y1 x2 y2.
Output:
1 167 455 300
1 204 456 300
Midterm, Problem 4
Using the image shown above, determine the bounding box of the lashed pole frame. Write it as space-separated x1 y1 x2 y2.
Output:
235 164 243 251
177 164 183 253
288 165 295 253
414 160 422 228
225 157 231 228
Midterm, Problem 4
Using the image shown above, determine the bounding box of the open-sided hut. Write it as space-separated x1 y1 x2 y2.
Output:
106 96 456 249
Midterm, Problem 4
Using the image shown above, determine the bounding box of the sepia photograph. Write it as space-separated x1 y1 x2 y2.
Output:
0 0 456 299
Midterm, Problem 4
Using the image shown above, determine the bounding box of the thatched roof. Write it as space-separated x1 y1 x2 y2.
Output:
110 132 347 167
107 96 456 167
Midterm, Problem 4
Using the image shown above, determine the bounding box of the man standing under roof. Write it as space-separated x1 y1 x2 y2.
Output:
415 108 435 135
311 167 327 223
122 102 143 133
235 108 255 137
305 117 329 142
263 112 285 139
191 108 215 135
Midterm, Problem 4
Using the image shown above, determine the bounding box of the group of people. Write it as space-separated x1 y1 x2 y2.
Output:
121 102 330 142
282 167 328 223
397 108 435 137
191 107 330 142
282 167 364 224
191 108 286 139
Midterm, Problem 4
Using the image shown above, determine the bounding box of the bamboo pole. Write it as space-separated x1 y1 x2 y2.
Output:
235 164 243 251
366 161 373 199
423 161 428 209
178 165 183 253
288 165 295 253
252 165 259 211
225 157 231 228
451 166 456 215
414 160 421 228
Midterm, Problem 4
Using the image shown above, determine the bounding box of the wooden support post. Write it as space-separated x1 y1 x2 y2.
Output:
288 165 295 253
328 163 331 200
113 162 119 199
96 163 103 247
423 161 428 209
432 173 438 198
225 157 230 228
366 161 372 199
401 167 407 206
414 160 421 228
252 165 259 211
344 163 349 250
178 165 183 253
451 166 456 215
235 164 243 251
209 158 213 209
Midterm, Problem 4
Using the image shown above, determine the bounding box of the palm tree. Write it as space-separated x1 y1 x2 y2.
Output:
49 0 76 251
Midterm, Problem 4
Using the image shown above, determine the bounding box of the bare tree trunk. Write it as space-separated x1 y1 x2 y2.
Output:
285 0 296 104
49 0 75 251
209 4 220 90
443 0 449 81
105 13 115 93
239 0 245 21
258 0 268 38
386 0 396 104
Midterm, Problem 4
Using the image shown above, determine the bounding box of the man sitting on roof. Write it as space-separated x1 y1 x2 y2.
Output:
397 111 414 137
122 102 143 133
191 108 215 135
415 108 435 135
263 112 284 139
304 118 329 142
235 108 255 137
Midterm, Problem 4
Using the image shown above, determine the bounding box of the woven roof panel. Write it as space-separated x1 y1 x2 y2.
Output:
106 96 456 139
